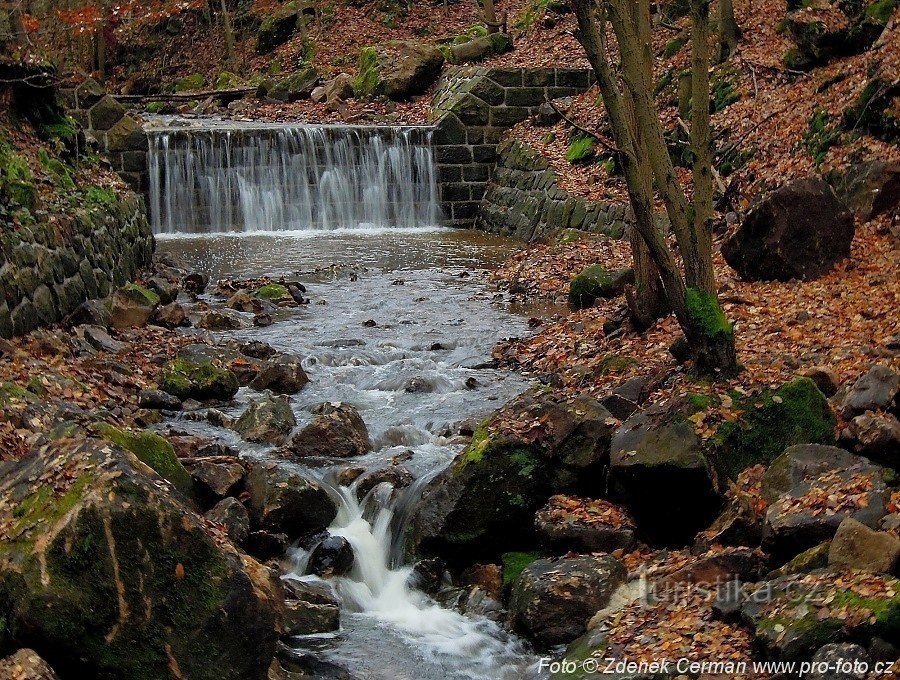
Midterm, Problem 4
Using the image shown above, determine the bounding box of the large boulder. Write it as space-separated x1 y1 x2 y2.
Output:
255 5 299 54
567 265 634 310
0 438 282 679
106 283 159 329
245 461 337 538
282 579 341 636
844 411 900 466
722 178 855 281
783 0 891 69
249 353 309 394
409 388 617 558
535 495 636 553
828 517 900 574
233 395 297 445
269 66 321 102
93 423 193 495
508 554 626 647
283 402 371 460
841 364 899 416
160 356 240 402
834 160 900 220
354 40 445 100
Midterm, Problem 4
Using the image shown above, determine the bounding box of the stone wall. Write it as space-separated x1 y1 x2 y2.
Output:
0 193 154 338
476 138 634 242
431 66 595 226
59 78 150 195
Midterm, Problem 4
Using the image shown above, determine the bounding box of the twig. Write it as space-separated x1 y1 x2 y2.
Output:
544 97 622 155
713 102 791 148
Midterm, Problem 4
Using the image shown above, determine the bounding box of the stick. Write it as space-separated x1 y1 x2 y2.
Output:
545 97 622 155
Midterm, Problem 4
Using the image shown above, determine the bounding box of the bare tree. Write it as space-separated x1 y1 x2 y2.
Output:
570 0 738 375
717 0 741 62
480 0 500 33
219 0 236 65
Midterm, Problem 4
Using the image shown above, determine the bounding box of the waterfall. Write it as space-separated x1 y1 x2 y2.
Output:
147 123 442 234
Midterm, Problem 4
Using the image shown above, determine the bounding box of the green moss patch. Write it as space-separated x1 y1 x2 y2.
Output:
254 283 289 300
175 74 205 93
502 551 540 587
685 288 734 343
710 65 741 113
568 264 621 309
565 134 596 164
804 110 841 165
354 46 383 97
160 358 239 402
94 424 192 494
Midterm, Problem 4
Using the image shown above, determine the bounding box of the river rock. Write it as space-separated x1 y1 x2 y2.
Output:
249 353 310 394
409 558 449 595
152 301 189 328
244 530 289 561
198 309 244 331
138 388 182 410
844 411 900 466
568 265 634 309
509 554 627 647
78 324 125 353
842 364 900 416
159 355 240 402
354 40 444 99
183 271 209 294
535 495 636 553
206 496 251 544
307 536 355 577
284 402 371 459
722 178 855 281
409 388 616 557
234 396 297 445
0 437 282 680
67 298 111 327
282 579 341 635
106 283 160 329
0 649 60 680
808 644 872 680
828 517 900 574
146 275 180 305
355 464 414 500
226 289 265 313
191 460 246 502
245 462 337 538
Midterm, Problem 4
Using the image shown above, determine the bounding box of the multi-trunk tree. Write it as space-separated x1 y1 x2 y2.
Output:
570 0 739 376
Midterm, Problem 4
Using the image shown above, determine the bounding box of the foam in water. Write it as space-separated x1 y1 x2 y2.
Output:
147 124 442 234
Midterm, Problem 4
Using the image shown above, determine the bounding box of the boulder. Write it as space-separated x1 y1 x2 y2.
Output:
138 388 182 410
106 283 159 329
762 444 890 560
410 558 450 595
160 356 240 402
508 554 627 647
205 496 251 544
244 530 289 561
67 299 111 327
798 365 840 397
183 271 209 294
409 388 616 557
284 402 371 459
281 579 340 636
567 265 634 310
808 644 871 680
354 464 414 499
722 178 855 281
0 649 60 680
307 535 354 577
249 353 310 394
834 160 900 221
316 73 355 104
93 423 193 495
191 461 245 502
354 41 445 100
79 324 125 353
198 310 243 331
609 395 720 545
535 495 636 553
226 289 264 313
842 364 899 416
153 302 189 328
145 276 179 305
828 517 900 574
0 438 281 680
784 0 888 69
256 6 298 54
88 94 125 130
844 411 900 465
245 462 337 538
233 396 296 445
270 67 321 102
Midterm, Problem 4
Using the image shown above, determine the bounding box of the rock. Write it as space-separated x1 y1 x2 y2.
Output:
509 554 627 647
669 334 691 364
658 547 767 589
307 536 355 577
354 40 444 100
599 393 638 420
145 275 179 305
79 324 125 353
609 395 720 545
138 388 182 410
198 309 244 331
808 643 871 680
93 423 193 495
535 495 636 553
67 299 111 327
234 396 297 445
842 364 899 416
446 33 512 64
180 343 266 386
270 67 321 102
568 265 635 309
845 411 900 465
183 271 209 294
828 517 900 574
245 462 337 538
409 558 449 595
227 290 264 313
835 160 900 221
785 2 886 69
766 542 831 578
0 437 281 680
612 376 651 404
798 365 840 397
284 403 371 459
355 464 414 499
206 496 251 544
253 313 273 327
762 445 890 560
191 461 245 502
244 530 288 561
282 580 340 635
152 302 189 328
320 73 355 104
722 178 855 281
106 283 160 329
255 6 301 53
160 356 240 402
0 649 60 679
249 354 310 394
459 563 502 599
88 94 125 130
409 388 616 557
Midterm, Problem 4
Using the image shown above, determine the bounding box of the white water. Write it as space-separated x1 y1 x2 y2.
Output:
286 479 540 680
147 123 442 234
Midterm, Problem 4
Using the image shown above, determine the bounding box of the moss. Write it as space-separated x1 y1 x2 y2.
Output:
596 354 638 374
94 424 192 494
0 144 36 209
160 358 239 401
502 551 539 587
0 382 38 409
664 36 687 57
828 589 900 634
565 134 596 163
146 101 166 114
37 148 75 191
39 117 78 142
687 392 716 411
25 376 48 397
685 288 734 342
712 377 836 481
84 185 117 208
254 283 289 300
866 0 897 23
804 109 841 165
784 46 814 70
458 423 491 467
568 264 617 309
354 46 383 97
3 474 94 553
710 65 740 113
120 282 160 307
174 74 205 93
842 78 899 143
214 71 240 90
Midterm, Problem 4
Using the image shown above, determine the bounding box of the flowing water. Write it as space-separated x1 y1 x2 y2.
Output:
152 121 546 678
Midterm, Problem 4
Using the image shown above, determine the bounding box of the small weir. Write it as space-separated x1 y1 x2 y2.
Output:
147 122 442 233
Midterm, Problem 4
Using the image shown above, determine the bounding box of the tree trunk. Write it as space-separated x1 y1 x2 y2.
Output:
480 0 499 33
717 0 740 62
219 0 236 65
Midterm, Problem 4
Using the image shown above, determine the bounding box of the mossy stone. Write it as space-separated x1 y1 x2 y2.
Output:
174 74 205 93
160 358 239 402
94 423 193 494
568 265 633 309
254 283 289 300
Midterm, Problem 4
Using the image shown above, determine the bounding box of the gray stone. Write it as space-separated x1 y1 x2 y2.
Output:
88 94 126 130
233 395 296 445
206 496 251 544
245 462 337 537
842 364 899 416
828 517 900 574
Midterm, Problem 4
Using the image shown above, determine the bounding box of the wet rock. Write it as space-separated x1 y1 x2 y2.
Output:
246 462 337 538
198 309 244 331
146 276 179 305
138 388 182 410
808 644 871 680
828 517 900 574
234 340 279 360
160 356 240 402
66 299 111 327
509 554 627 647
234 396 297 445
535 495 636 553
459 563 502 599
281 580 341 636
227 289 265 313
79 325 125 353
249 354 309 394
844 411 900 465
182 271 209 294
355 465 413 500
206 496 251 544
274 649 352 680
284 403 371 460
286 283 307 304
410 388 616 557
460 586 506 622
0 437 281 680
191 461 245 502
0 649 60 679
307 536 354 577
93 423 193 495
842 364 899 416
245 530 289 561
409 558 449 595
254 313 273 327
403 376 432 393
152 302 189 328
107 283 160 329
354 40 444 100
722 178 855 281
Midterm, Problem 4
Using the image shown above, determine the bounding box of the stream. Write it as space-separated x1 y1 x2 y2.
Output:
157 228 546 679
